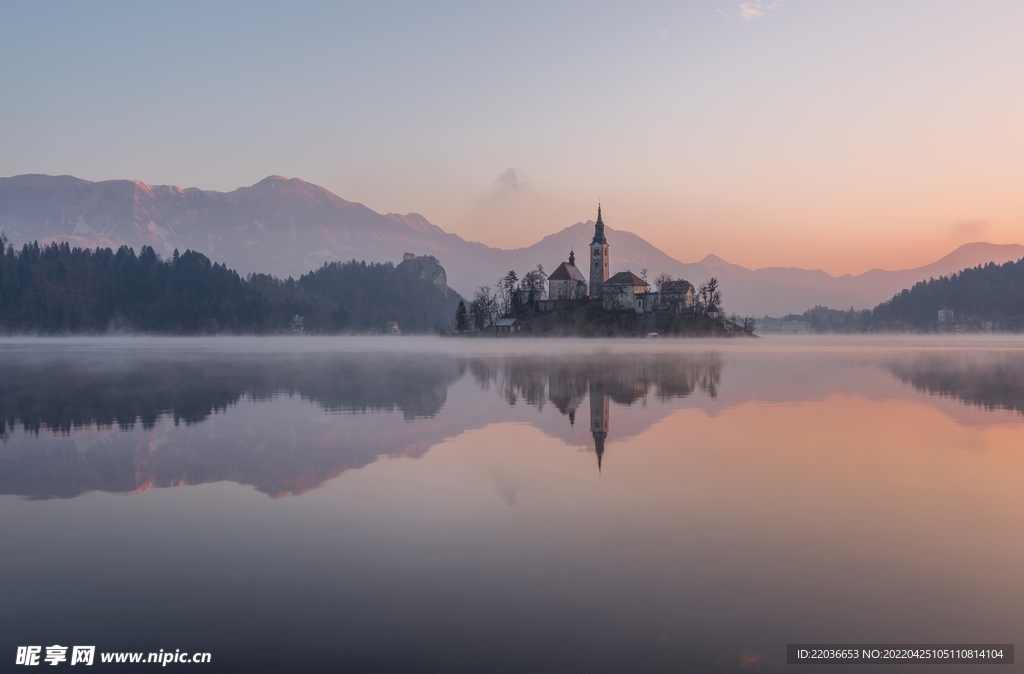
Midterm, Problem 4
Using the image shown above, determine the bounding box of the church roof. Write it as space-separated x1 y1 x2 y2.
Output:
605 271 648 286
549 260 587 282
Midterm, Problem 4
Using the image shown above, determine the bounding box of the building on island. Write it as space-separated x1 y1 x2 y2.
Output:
534 204 702 318
659 279 695 313
602 271 650 312
589 205 610 299
547 250 588 300
384 321 401 335
494 317 520 333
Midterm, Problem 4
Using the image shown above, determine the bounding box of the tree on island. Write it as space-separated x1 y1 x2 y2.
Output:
520 264 547 304
696 277 722 315
454 300 469 333
496 270 519 315
470 286 498 331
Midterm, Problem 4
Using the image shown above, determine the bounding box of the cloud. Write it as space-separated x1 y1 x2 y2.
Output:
949 219 990 238
492 167 520 196
719 1 782 21
659 29 668 37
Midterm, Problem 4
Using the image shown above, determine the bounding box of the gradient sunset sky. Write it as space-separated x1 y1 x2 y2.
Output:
2 1 1022 275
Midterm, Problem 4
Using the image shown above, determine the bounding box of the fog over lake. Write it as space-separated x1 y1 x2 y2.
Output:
1 336 1021 673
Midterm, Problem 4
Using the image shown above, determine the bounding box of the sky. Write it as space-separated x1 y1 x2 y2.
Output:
2 1 1023 275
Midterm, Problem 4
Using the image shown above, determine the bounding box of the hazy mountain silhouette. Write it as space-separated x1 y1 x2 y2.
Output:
3 174 1022 315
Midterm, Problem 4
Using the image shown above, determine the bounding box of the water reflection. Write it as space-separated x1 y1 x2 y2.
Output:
889 351 1024 414
2 343 1024 501
2 339 1024 673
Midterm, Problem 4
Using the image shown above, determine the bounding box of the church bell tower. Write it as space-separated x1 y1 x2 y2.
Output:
589 205 609 298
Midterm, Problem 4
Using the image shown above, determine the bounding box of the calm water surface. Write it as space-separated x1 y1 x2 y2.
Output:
1 336 1022 673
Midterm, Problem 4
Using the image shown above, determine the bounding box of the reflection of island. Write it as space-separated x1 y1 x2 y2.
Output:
0 350 723 499
889 353 1024 415
468 354 722 471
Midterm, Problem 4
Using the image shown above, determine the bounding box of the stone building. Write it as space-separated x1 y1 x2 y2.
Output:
659 279 695 313
602 271 650 312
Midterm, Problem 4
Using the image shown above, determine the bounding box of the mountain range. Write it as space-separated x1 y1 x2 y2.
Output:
2 173 1022 316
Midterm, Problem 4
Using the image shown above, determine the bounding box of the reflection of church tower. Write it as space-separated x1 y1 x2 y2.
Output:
589 205 610 299
589 381 609 472
548 371 587 430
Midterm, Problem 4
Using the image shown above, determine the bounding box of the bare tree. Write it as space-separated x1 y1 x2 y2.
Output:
696 277 722 315
496 270 519 315
470 286 498 330
640 268 648 283
654 272 672 291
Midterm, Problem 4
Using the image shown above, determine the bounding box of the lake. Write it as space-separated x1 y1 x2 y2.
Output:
1 336 1021 673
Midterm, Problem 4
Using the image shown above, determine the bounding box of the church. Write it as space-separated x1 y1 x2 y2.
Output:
545 206 695 314
547 250 587 300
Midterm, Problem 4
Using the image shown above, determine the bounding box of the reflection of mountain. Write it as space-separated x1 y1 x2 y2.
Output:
889 353 1024 416
0 403 461 500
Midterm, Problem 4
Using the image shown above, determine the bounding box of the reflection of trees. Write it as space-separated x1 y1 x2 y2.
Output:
0 354 462 435
466 353 723 417
889 353 1024 415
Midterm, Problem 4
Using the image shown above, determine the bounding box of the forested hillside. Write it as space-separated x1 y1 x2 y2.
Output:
870 258 1024 329
771 257 1024 332
0 236 461 334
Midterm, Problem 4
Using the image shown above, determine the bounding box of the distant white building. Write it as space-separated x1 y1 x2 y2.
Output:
938 309 954 322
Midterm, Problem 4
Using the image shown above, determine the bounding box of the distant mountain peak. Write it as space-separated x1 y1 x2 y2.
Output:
932 241 1024 267
698 254 730 267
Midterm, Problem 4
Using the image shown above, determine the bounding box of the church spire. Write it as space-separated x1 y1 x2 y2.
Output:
569 248 575 266
591 204 606 244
